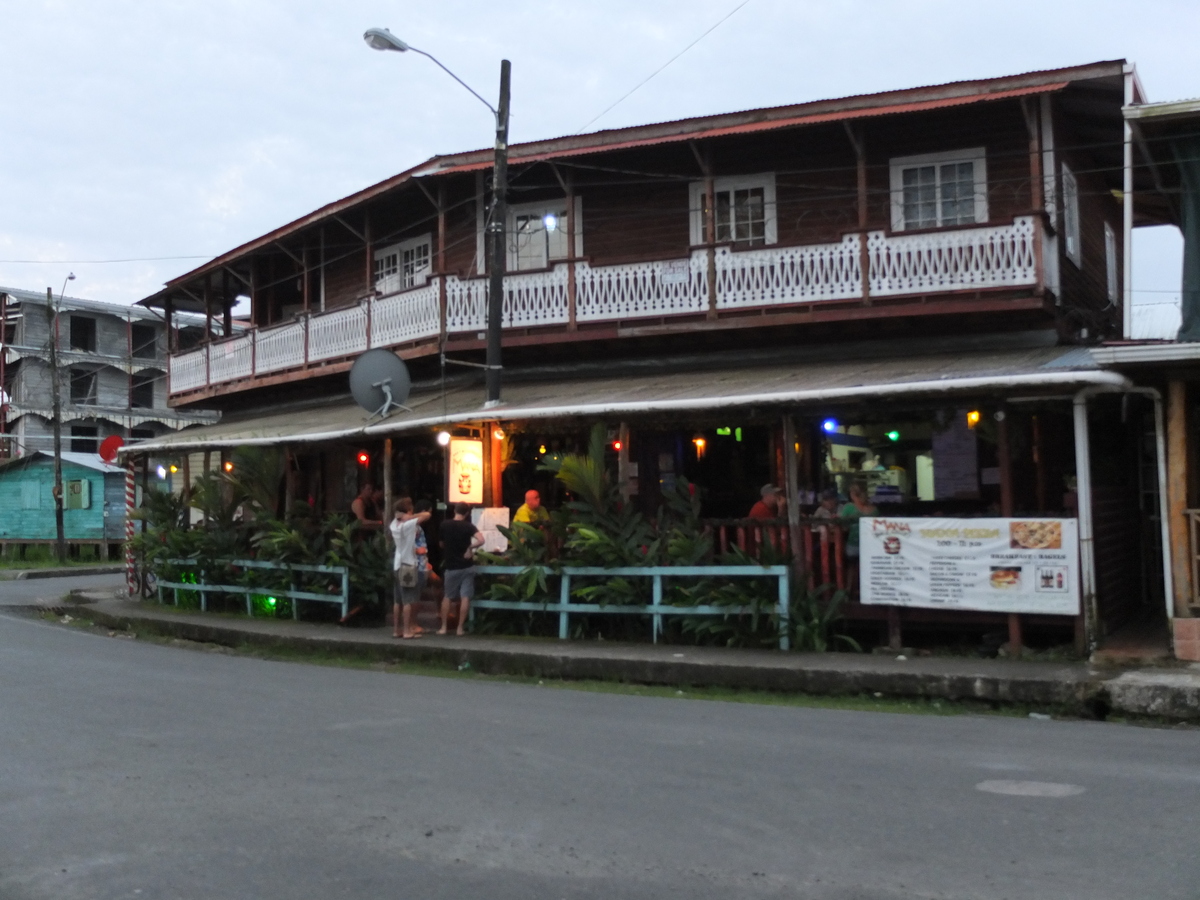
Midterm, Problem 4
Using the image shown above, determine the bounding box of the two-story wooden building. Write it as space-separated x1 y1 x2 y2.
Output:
134 60 1166 653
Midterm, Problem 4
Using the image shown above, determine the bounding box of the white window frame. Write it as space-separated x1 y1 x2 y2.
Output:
889 148 989 232
373 233 432 294
1062 163 1082 268
1105 221 1118 302
505 198 583 271
689 174 778 247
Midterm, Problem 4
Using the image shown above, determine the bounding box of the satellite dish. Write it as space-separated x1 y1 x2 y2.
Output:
350 349 412 420
99 434 125 463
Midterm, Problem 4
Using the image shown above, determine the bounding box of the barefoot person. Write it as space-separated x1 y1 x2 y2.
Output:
390 497 431 639
439 502 484 636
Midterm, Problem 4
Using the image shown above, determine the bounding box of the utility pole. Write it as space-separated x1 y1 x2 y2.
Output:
46 287 66 562
485 59 511 406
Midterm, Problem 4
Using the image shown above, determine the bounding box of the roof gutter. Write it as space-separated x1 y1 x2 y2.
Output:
121 369 1130 455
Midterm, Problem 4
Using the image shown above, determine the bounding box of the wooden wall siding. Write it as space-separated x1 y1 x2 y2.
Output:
581 181 690 263
321 247 369 310
0 459 114 541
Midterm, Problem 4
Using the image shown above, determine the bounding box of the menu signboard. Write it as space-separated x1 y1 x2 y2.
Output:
861 517 1080 615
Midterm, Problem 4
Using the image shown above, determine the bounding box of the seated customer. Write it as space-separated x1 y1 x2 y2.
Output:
748 484 784 519
513 489 550 526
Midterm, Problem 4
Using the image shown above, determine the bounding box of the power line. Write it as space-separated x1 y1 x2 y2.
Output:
575 0 753 134
0 255 215 264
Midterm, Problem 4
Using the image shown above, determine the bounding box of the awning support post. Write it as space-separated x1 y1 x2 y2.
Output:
1073 390 1099 652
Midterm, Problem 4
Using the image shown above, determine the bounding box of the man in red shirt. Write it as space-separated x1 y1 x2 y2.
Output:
748 483 784 519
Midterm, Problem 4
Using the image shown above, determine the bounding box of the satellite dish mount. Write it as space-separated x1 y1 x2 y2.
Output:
349 349 414 422
370 376 411 419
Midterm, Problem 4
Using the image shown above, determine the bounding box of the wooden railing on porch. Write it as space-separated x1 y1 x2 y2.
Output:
703 517 848 592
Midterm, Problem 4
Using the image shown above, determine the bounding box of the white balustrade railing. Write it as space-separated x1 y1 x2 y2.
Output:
254 320 305 375
169 218 1044 395
867 215 1037 297
576 254 707 321
170 348 208 393
308 302 368 363
373 282 441 346
209 335 253 383
445 266 571 333
715 234 863 309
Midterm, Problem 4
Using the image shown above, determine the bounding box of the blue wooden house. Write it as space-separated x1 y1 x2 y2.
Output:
0 451 125 557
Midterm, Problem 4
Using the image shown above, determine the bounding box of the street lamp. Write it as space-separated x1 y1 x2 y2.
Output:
47 272 75 562
364 27 510 407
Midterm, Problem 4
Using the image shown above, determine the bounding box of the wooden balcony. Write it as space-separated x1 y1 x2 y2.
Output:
168 216 1041 400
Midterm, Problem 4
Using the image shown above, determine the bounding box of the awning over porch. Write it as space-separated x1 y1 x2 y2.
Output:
125 338 1128 455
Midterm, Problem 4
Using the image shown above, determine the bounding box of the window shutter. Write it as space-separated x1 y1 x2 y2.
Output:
1062 164 1081 267
65 479 91 510
20 482 40 509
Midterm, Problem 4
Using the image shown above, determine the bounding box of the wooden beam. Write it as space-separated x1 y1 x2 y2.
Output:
489 423 504 508
1167 380 1193 617
274 241 304 267
414 179 439 211
383 438 394 529
333 215 366 243
1021 97 1044 212
223 265 252 289
997 408 1021 653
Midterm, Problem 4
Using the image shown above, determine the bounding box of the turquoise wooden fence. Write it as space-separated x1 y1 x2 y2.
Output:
473 564 791 650
156 558 350 619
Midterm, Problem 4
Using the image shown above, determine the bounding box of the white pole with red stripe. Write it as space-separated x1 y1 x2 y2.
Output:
125 454 137 597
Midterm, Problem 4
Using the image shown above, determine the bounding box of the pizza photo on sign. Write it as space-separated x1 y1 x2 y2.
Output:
989 566 1022 590
1009 520 1062 550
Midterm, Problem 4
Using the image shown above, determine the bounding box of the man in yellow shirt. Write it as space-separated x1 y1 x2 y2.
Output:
513 489 550 526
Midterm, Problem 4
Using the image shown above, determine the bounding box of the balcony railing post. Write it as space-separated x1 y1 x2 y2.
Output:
365 296 373 350
302 312 310 366
250 327 257 376
204 342 211 388
438 274 447 342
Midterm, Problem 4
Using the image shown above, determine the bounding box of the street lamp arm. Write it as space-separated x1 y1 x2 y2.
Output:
407 46 498 118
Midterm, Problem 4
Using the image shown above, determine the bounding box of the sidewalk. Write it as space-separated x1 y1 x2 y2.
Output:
68 592 1200 723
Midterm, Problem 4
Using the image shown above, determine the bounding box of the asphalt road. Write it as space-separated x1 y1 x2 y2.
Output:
0 573 125 606
1 613 1198 900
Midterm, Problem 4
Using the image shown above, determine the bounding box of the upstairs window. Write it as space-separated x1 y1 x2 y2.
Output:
131 323 158 359
131 372 156 409
374 234 432 294
689 175 777 247
69 315 97 352
68 368 97 405
889 149 988 231
1062 163 1082 267
70 426 98 454
507 200 581 271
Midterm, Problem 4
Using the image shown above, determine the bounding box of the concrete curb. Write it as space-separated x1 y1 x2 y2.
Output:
0 565 124 581
76 602 1176 720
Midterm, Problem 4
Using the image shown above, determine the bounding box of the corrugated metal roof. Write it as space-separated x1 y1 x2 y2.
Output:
0 450 124 474
151 60 1124 298
124 345 1119 455
1 285 213 327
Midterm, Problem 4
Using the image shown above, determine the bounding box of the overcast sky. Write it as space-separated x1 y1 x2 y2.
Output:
0 0 1194 311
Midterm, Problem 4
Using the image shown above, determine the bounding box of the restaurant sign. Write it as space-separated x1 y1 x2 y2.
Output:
861 517 1080 615
447 438 484 505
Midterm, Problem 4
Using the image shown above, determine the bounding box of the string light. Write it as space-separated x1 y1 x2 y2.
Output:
437 431 452 446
